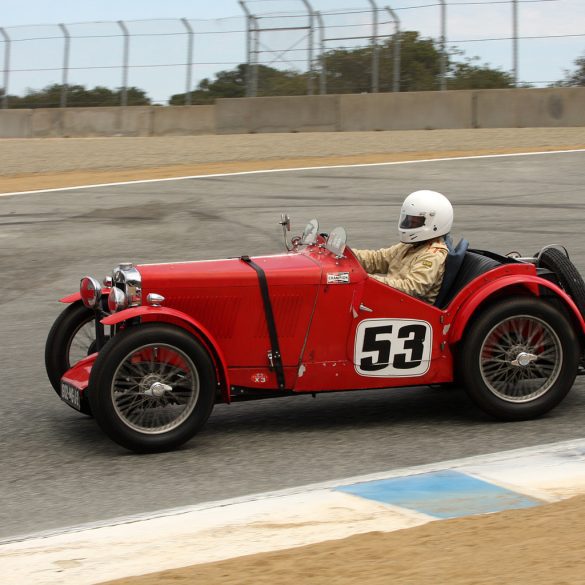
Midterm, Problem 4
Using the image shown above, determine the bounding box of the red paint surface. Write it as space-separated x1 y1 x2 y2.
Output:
60 247 585 402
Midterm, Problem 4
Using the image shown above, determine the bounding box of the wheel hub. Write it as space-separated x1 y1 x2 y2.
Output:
511 351 539 368
140 374 172 397
147 382 173 397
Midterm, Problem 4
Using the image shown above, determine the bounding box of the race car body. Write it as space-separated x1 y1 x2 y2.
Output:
46 218 585 452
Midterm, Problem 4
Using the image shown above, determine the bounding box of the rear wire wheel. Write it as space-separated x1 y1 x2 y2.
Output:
89 324 216 452
459 297 579 420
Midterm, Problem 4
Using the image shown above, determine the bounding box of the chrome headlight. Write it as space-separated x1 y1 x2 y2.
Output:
80 276 102 309
108 287 128 313
111 262 142 308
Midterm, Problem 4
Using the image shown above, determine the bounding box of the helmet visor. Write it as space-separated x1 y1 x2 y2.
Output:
400 214 426 229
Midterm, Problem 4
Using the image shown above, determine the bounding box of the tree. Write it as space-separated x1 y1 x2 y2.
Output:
557 52 585 86
170 64 307 104
391 31 444 92
321 32 442 94
291 31 512 94
448 57 514 90
6 84 151 108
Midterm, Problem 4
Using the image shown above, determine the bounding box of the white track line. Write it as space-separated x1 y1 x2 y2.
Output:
1 148 584 199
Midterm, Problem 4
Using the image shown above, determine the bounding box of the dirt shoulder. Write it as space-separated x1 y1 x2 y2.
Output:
102 494 585 585
1 128 584 193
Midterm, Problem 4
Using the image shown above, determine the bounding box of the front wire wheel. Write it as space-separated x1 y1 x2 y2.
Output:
111 343 200 435
89 324 216 452
460 297 579 420
45 300 106 415
45 301 96 394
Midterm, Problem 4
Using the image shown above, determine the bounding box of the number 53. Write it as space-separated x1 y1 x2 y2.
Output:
354 319 432 377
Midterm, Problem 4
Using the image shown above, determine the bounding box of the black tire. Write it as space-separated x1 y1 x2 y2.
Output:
45 301 97 414
88 324 216 453
538 248 585 317
459 297 579 420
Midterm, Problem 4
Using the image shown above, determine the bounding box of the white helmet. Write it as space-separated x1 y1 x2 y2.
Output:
398 190 453 244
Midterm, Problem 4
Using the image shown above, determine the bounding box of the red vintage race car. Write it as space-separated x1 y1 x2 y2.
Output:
46 216 585 452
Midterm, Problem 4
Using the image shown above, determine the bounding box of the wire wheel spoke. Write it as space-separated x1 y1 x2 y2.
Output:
479 315 562 403
67 319 96 366
111 343 200 434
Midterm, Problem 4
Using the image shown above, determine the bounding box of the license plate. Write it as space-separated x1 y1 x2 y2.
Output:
61 382 81 411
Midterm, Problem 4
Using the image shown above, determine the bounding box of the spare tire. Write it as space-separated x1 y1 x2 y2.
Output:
539 247 585 317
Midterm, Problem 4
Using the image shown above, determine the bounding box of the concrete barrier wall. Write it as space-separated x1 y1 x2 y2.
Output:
151 106 215 135
216 95 339 134
0 88 584 138
0 110 32 138
60 107 153 137
475 88 585 128
0 105 216 138
337 91 474 131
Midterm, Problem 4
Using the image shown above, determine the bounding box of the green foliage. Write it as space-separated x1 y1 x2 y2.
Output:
173 31 513 102
170 64 307 104
447 58 514 90
556 53 585 86
320 46 373 94
322 33 513 93
4 84 151 108
388 31 443 92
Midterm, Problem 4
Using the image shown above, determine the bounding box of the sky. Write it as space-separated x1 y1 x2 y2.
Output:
1 0 584 103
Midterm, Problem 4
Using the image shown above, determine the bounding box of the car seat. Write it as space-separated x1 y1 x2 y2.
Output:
436 249 503 309
434 235 469 308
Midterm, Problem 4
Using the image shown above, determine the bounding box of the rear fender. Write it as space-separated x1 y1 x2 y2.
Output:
448 275 585 343
102 306 231 403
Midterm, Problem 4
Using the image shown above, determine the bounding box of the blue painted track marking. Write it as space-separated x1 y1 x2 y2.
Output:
336 470 542 519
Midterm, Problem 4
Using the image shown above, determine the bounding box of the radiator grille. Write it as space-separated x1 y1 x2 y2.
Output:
171 296 242 339
254 294 304 339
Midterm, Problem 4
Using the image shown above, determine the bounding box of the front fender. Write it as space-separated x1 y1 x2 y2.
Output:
59 288 111 304
448 275 585 343
102 306 231 402
60 292 82 303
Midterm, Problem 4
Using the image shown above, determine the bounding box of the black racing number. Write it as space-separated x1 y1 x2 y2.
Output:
360 325 393 371
393 324 427 370
358 322 429 374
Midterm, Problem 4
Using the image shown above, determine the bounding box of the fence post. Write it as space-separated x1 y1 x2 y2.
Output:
0 27 10 108
238 1 257 97
367 0 380 93
439 0 447 90
118 20 130 107
251 16 260 96
512 0 518 87
181 18 194 105
315 11 326 95
58 24 70 108
300 0 315 96
385 6 401 92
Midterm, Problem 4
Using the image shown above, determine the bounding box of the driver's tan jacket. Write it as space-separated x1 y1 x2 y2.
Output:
353 237 448 304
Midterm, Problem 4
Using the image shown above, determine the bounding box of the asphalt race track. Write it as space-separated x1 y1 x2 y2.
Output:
2 151 585 540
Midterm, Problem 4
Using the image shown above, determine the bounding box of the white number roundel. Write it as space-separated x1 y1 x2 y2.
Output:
354 319 432 377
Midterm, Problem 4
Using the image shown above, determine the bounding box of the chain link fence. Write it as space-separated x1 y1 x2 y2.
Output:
1 1 583 108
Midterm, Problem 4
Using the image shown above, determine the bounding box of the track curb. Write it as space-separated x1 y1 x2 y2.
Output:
3 439 585 585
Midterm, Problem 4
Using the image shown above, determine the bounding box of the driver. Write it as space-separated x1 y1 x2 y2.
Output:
353 190 453 304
